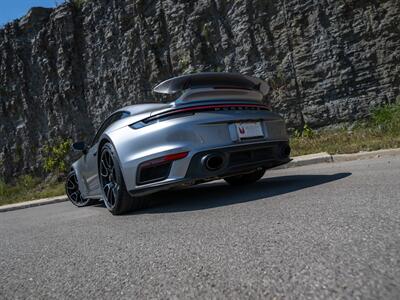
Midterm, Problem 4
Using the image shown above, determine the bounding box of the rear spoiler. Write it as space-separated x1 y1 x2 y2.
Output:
153 72 270 95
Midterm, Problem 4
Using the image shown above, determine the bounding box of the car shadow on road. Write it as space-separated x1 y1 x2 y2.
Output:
130 172 351 214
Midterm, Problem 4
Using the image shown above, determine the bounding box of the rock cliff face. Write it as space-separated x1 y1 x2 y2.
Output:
0 0 399 179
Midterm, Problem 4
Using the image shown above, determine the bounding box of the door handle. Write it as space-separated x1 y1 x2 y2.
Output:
93 152 97 157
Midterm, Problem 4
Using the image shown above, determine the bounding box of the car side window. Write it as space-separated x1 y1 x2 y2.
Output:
91 111 129 146
120 111 130 119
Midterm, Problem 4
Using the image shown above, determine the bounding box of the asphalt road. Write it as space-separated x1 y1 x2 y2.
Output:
1 157 400 299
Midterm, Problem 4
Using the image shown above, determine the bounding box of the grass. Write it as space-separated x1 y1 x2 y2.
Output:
0 176 65 206
0 137 72 206
290 127 400 156
291 102 400 156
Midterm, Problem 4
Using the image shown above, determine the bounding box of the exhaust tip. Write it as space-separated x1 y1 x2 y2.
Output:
202 154 224 171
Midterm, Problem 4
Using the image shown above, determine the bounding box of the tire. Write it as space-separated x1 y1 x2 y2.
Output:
99 142 143 215
224 168 266 186
65 170 95 207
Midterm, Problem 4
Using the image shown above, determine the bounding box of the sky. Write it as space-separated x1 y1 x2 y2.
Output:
0 1 65 26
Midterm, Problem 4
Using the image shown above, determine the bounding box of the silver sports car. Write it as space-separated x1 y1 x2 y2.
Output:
66 73 291 214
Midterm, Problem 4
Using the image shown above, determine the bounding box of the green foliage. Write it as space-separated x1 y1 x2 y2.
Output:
371 102 400 134
293 124 315 138
290 102 400 156
293 129 302 138
18 175 40 190
0 176 64 206
0 175 39 199
302 124 314 138
43 139 72 174
178 54 191 71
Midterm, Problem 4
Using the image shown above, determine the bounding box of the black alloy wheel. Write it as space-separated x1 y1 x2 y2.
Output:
99 147 121 209
66 171 94 207
99 143 144 215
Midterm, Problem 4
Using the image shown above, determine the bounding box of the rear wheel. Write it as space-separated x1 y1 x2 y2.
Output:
99 143 143 215
224 168 266 186
65 171 95 207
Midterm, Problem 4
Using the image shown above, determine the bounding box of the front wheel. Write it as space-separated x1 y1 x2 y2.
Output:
99 143 144 215
66 171 95 207
224 168 266 186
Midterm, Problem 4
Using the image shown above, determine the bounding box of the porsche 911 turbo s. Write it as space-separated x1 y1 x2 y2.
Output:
66 72 291 215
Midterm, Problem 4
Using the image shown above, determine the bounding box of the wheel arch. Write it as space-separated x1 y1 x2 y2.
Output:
69 162 85 194
96 136 124 175
97 137 112 169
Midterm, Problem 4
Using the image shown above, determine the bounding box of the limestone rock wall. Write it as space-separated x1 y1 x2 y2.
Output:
0 0 399 178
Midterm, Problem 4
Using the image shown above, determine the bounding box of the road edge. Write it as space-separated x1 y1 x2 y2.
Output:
0 195 68 212
275 147 400 170
2 147 400 212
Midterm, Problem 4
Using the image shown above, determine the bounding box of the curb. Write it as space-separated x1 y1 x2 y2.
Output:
275 152 333 169
0 195 68 213
275 147 400 170
1 147 400 212
332 148 400 162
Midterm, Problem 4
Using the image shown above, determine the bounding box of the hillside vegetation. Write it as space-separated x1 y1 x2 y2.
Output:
291 101 400 156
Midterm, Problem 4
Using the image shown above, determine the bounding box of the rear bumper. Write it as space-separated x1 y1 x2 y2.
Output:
129 141 290 196
185 141 290 179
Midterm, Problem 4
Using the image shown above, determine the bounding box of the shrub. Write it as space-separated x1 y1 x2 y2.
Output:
18 175 40 190
43 139 72 175
293 124 315 138
371 102 400 134
302 124 315 138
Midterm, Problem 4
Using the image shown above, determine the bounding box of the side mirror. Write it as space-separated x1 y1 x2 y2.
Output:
72 142 87 154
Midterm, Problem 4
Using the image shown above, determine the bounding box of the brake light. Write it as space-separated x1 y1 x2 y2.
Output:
140 151 189 168
164 152 189 161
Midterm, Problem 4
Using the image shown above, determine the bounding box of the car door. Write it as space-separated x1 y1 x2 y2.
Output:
82 112 125 196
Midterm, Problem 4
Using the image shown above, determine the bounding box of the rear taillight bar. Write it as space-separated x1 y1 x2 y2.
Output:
130 103 270 129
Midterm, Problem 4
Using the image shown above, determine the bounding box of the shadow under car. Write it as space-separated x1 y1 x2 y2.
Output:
127 172 352 214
